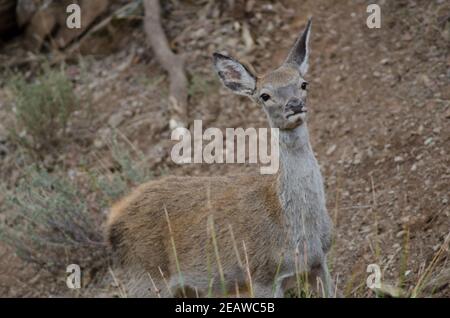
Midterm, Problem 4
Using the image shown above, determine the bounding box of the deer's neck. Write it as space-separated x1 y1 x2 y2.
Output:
277 124 326 244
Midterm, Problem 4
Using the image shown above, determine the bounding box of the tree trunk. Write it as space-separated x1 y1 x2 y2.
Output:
143 0 188 129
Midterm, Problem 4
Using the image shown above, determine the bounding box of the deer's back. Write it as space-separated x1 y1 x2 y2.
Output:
106 175 285 284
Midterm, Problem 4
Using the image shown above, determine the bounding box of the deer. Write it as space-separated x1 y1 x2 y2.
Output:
106 19 337 298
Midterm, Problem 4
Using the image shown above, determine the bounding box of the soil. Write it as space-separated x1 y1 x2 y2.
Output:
0 0 448 297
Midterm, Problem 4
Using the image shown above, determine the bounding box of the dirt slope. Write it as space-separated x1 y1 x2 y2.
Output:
292 0 449 296
0 0 448 297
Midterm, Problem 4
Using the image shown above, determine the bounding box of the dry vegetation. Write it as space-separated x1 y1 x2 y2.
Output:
0 0 448 297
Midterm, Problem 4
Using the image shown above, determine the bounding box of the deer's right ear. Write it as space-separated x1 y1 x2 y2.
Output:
284 18 312 76
213 53 256 96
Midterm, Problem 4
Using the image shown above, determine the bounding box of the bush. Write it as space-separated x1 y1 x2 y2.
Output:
0 165 106 275
0 134 154 283
92 132 154 202
9 67 77 155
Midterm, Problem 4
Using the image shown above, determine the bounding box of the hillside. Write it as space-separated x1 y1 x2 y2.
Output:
0 0 448 297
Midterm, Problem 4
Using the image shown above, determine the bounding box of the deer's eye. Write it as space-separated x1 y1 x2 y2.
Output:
260 93 271 102
301 82 308 90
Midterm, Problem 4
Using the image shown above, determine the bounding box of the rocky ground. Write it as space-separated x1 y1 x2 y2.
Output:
0 0 449 297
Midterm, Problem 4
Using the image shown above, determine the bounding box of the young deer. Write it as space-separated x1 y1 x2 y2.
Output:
106 19 336 297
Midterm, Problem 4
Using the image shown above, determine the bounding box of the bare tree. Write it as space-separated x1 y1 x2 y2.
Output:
143 0 188 129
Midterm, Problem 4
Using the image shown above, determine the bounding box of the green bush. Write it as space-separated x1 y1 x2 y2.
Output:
9 67 76 155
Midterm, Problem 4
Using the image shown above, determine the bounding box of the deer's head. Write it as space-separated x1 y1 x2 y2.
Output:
213 19 312 131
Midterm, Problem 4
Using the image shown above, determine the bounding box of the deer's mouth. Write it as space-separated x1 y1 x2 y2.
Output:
286 108 307 119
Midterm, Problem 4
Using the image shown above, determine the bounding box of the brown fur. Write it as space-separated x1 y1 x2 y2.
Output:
106 175 290 296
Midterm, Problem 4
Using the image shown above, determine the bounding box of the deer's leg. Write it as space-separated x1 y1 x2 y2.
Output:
273 284 285 298
308 261 335 298
308 259 334 298
318 263 334 298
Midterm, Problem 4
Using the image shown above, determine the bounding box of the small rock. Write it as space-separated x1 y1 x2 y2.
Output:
67 169 77 180
400 216 410 224
169 118 186 130
418 125 424 135
94 127 111 148
108 112 126 128
394 156 404 163
424 137 433 146
421 74 432 88
353 152 362 165
402 33 413 41
326 144 337 156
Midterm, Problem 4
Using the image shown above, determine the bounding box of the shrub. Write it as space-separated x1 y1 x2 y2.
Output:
0 134 154 283
0 165 106 274
92 132 154 203
9 67 77 155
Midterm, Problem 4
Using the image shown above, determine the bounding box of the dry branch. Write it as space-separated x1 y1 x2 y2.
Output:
144 0 188 129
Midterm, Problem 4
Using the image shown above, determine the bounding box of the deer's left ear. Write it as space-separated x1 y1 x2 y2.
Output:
213 53 256 96
284 18 312 76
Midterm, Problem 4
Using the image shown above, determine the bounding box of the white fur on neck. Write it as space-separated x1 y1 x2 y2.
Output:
277 124 332 266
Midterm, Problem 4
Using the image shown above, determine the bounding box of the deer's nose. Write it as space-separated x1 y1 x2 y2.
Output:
286 98 305 113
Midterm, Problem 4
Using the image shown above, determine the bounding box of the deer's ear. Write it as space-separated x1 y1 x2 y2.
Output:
284 18 312 76
213 53 256 96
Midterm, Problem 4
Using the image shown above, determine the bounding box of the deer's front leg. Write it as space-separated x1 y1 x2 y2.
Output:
308 260 336 298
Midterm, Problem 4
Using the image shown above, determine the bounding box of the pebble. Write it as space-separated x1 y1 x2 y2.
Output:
424 137 433 146
108 112 126 128
326 144 337 156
